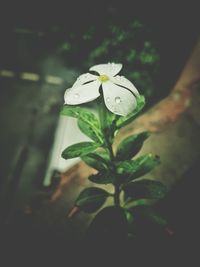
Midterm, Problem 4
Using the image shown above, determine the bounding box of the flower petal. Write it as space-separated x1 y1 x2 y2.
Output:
102 81 137 116
64 80 101 105
111 75 139 96
89 63 122 77
72 73 98 88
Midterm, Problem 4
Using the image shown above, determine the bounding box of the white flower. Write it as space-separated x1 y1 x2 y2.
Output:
64 63 139 116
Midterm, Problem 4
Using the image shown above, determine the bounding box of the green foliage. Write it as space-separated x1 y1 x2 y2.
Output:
88 172 114 185
123 179 167 202
116 153 160 183
61 106 104 143
75 187 110 213
138 207 167 226
82 151 114 184
124 199 156 209
61 68 168 239
61 142 100 159
116 131 150 160
131 154 161 179
116 160 138 175
124 206 167 237
81 152 110 171
125 210 135 225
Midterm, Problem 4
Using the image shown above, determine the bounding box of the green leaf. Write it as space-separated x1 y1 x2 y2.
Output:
75 187 110 213
92 151 110 161
61 142 100 159
125 210 135 225
60 105 91 118
127 206 167 227
140 207 167 226
88 172 114 184
129 154 161 180
123 179 167 202
125 210 135 235
117 153 160 183
116 95 145 128
77 118 103 143
81 152 110 171
61 106 104 143
106 110 118 129
116 160 138 174
124 199 156 209
116 132 151 160
99 102 117 130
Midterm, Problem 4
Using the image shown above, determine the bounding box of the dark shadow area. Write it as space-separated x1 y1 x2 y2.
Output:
0 158 199 264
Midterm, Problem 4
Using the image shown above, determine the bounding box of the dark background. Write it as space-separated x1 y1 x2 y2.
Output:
0 1 200 264
0 1 199 86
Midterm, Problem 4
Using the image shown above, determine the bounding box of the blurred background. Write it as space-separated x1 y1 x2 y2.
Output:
0 1 200 263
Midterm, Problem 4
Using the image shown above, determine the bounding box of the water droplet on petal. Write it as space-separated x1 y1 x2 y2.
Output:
106 97 110 102
115 97 121 104
74 93 80 99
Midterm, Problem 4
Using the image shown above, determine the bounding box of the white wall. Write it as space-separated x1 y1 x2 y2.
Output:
44 115 90 186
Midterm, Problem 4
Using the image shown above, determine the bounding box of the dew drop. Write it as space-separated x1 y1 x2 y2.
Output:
115 97 121 103
106 97 110 102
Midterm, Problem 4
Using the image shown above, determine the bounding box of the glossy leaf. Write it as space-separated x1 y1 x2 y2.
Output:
123 179 167 202
116 131 151 160
77 118 103 143
117 153 161 183
88 172 114 184
124 199 156 209
61 106 103 143
61 105 93 119
62 142 100 159
125 210 135 225
81 151 110 171
140 207 167 226
127 206 167 227
117 160 138 174
75 187 110 213
129 154 161 180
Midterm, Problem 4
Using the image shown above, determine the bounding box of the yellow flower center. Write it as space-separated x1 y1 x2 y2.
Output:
98 74 109 82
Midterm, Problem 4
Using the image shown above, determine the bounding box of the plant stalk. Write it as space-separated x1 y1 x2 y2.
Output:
114 183 120 206
97 98 121 207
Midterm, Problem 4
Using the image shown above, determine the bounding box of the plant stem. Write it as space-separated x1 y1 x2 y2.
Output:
106 141 120 206
114 183 120 206
97 99 121 207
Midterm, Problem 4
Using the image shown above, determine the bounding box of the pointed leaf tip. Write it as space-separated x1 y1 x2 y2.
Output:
62 142 100 159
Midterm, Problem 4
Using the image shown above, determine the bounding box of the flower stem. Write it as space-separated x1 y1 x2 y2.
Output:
114 183 120 207
97 98 121 207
